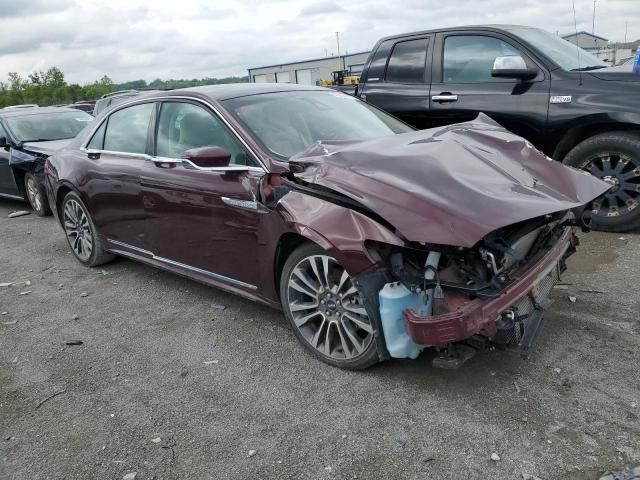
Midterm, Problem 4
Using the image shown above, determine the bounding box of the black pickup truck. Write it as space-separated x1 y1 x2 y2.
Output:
356 25 640 231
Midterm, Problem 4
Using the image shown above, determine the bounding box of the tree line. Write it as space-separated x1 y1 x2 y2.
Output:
0 67 248 108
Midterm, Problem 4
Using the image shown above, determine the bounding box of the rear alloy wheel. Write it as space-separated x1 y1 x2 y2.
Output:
563 132 640 232
61 192 115 267
280 243 381 369
24 172 51 217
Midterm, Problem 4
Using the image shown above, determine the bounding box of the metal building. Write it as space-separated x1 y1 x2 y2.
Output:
562 31 609 51
247 51 370 85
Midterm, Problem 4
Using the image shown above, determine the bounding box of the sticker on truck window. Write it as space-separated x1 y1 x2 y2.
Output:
550 96 572 104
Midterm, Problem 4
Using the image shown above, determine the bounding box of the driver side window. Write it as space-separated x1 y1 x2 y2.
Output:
443 35 520 83
156 102 255 166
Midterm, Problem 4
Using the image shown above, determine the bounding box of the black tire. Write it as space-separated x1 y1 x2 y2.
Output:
61 191 115 267
562 132 640 232
280 242 385 370
24 172 51 217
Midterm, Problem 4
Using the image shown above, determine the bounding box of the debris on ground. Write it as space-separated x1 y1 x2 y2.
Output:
203 360 219 365
522 474 543 480
3 320 17 325
211 303 226 311
8 211 31 218
80 292 88 298
151 437 161 443
553 368 561 374
97 270 112 276
248 449 257 457
122 473 137 480
579 289 608 294
514 381 521 393
64 339 83 346
490 453 501 461
568 295 577 303
0 311 8 315
553 284 569 290
35 389 66 409
71 315 79 321
0 282 12 287
598 466 640 480
19 290 32 295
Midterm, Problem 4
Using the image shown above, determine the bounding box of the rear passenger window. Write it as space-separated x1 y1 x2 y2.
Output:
385 38 428 83
86 122 106 150
103 103 154 154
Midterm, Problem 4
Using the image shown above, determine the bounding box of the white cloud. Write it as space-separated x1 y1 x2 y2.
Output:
0 0 637 84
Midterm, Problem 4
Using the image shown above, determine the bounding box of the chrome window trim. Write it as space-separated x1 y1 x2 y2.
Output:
106 239 257 291
80 95 267 172
149 155 264 173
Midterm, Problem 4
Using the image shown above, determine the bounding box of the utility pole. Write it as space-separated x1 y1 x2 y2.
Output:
592 0 596 35
336 32 343 71
624 22 628 44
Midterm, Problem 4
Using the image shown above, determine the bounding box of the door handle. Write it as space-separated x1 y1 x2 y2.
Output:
431 94 458 103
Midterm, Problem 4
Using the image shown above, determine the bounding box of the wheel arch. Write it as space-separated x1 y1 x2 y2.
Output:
272 191 404 296
553 118 640 161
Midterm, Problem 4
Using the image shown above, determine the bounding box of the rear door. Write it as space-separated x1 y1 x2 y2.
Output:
428 31 550 145
82 101 155 250
358 35 434 129
0 122 21 198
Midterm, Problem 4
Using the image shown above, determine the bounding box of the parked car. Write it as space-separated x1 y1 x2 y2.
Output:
356 25 640 232
92 90 157 117
67 101 96 114
0 107 93 215
2 104 39 110
45 84 608 369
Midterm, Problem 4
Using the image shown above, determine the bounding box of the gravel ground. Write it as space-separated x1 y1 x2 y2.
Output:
1 198 639 480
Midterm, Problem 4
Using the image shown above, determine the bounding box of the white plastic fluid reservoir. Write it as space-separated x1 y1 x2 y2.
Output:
379 282 430 359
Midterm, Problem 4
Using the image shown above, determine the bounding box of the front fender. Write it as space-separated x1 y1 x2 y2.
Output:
275 191 404 274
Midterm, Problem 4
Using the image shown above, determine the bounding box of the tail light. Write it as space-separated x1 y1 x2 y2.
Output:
43 161 49 175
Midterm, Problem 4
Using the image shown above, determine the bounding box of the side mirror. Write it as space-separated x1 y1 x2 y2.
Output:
491 55 537 80
183 146 231 169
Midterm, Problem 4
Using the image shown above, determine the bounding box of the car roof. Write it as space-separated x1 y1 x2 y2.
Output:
375 24 538 43
0 106 86 119
141 83 329 102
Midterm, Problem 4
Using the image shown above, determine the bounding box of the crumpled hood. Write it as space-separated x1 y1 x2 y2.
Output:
289 114 610 247
22 138 73 156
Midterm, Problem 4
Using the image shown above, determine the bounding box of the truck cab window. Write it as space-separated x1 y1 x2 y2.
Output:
443 35 520 83
385 38 428 83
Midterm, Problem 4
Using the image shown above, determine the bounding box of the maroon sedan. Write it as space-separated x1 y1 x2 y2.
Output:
45 84 609 369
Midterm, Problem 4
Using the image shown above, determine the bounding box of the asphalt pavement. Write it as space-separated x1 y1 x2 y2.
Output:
1 198 639 480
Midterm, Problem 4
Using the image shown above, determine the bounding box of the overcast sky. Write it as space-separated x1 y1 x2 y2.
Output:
0 0 638 84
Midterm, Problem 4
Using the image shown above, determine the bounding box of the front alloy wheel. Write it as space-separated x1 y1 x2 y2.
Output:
281 243 381 369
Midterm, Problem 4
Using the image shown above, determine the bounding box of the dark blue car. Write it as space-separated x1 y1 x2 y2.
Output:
0 107 92 215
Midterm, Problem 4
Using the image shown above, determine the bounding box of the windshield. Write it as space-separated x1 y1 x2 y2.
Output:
5 111 93 142
223 91 413 160
508 27 607 71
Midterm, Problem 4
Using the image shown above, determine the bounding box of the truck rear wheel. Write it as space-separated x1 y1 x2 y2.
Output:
562 132 640 232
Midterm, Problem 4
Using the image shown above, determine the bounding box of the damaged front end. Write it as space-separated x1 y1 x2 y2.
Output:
369 212 577 368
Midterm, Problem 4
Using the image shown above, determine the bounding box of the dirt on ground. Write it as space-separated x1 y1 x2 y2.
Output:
1 198 638 480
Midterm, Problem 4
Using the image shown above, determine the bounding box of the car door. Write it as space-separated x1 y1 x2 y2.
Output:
0 122 21 198
140 100 265 289
358 36 433 129
82 101 154 250
429 32 550 146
